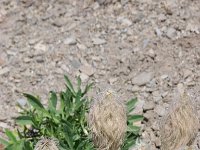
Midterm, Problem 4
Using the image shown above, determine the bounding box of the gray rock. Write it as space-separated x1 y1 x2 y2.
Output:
132 72 154 86
154 105 165 116
143 101 155 111
17 98 27 107
0 67 9 75
79 65 95 76
166 27 177 39
92 37 106 45
155 28 162 37
64 36 77 45
80 73 89 82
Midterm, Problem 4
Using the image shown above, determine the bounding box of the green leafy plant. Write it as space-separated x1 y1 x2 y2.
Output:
122 98 144 150
0 75 143 150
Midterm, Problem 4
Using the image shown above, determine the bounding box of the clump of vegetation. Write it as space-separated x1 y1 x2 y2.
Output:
88 89 127 150
160 92 199 150
0 75 143 150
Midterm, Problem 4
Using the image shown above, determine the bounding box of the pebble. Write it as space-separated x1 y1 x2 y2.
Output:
64 36 77 45
109 77 118 84
34 42 47 54
0 58 4 65
155 28 162 37
79 65 95 76
143 101 155 111
154 105 165 117
0 67 9 75
92 37 106 45
80 73 89 82
132 72 154 86
17 98 27 107
166 27 176 39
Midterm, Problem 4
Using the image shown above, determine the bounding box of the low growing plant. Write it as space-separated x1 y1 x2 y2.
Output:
0 75 143 150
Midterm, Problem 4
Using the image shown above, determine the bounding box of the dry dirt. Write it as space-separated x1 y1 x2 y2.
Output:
0 0 200 149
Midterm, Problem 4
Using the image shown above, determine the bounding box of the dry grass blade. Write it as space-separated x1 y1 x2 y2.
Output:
34 137 59 150
160 92 199 150
88 89 127 150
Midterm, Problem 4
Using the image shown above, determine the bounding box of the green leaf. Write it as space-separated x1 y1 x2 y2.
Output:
127 125 141 134
128 115 144 124
126 98 138 113
5 129 17 143
48 91 57 112
23 93 44 110
77 76 82 91
122 138 136 150
64 75 76 95
15 116 33 125
0 137 9 146
82 83 93 96
63 125 74 150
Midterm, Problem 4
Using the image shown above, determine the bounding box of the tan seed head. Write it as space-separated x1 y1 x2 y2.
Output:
88 89 127 150
160 92 199 150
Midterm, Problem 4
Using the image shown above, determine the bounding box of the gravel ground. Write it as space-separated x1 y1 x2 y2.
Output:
0 0 200 149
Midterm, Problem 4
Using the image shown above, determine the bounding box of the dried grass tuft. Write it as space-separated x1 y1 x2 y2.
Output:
160 92 199 150
88 89 127 150
34 137 59 150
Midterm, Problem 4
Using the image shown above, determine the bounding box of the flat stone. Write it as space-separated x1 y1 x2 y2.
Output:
143 101 155 111
80 73 89 82
64 36 77 45
166 27 176 39
92 37 106 45
79 65 95 76
0 67 9 75
132 72 154 86
154 105 166 116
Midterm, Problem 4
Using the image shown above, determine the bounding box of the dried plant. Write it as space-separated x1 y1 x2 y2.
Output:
88 89 127 150
34 137 59 150
160 92 199 150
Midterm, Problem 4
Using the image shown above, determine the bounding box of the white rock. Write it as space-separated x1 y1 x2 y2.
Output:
79 65 95 76
166 27 176 39
0 67 9 75
64 36 77 45
80 73 89 82
92 37 106 45
132 72 154 86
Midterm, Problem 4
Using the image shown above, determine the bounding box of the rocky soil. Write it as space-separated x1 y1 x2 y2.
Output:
0 0 200 149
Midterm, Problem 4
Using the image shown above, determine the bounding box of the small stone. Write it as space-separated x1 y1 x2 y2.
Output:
109 77 118 84
0 122 9 129
92 37 106 45
158 14 167 22
0 58 5 65
23 57 31 63
17 99 27 107
154 105 165 116
64 36 77 45
143 101 155 111
52 18 65 27
117 17 132 26
77 43 87 50
0 67 9 75
132 72 154 86
79 65 95 76
166 27 176 39
132 85 140 92
152 121 160 131
155 28 162 37
80 73 89 82
70 59 81 69
61 64 69 72
143 110 154 120
34 42 47 54
0 13 5 23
